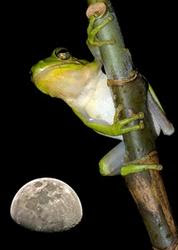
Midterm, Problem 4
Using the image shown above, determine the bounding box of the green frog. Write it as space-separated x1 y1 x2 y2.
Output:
31 14 174 176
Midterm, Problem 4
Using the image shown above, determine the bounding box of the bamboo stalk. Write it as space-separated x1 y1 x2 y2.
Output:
86 0 177 249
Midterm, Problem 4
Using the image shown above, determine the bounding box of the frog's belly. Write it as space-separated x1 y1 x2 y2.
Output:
84 72 115 125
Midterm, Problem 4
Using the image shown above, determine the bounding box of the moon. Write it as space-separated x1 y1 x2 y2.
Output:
10 178 83 232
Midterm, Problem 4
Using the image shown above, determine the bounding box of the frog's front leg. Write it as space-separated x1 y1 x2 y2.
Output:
87 15 115 47
72 106 144 136
110 111 144 136
99 142 163 176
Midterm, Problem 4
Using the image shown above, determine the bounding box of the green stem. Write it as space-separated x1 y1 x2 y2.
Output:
87 0 177 249
88 0 133 79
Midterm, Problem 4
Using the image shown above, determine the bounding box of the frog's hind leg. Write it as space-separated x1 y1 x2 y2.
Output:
99 142 163 176
99 141 125 176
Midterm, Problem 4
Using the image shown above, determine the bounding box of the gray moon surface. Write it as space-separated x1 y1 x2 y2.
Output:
10 178 83 232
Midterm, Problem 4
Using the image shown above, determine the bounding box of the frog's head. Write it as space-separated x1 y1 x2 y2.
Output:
31 48 100 102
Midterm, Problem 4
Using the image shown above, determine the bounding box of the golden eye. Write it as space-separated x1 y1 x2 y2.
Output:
54 48 71 60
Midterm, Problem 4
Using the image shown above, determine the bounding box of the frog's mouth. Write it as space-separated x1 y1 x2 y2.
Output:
31 59 88 79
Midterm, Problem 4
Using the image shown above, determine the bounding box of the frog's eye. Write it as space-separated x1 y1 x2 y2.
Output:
54 48 71 60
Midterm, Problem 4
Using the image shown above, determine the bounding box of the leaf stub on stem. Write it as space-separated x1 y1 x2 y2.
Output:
86 2 107 18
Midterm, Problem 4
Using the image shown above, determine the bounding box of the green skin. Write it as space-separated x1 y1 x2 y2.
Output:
31 15 163 176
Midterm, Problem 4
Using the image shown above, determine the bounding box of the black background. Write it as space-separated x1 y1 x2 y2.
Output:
2 1 178 249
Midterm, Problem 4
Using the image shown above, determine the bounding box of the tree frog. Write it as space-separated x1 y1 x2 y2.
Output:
31 15 174 176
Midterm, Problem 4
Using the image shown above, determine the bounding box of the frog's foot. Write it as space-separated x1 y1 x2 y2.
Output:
87 15 115 47
112 110 144 135
121 164 163 176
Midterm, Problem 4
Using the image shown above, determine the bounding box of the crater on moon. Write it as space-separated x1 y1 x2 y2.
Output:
10 178 83 232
